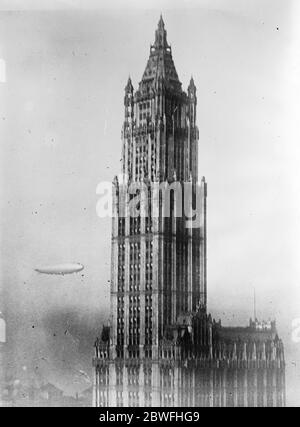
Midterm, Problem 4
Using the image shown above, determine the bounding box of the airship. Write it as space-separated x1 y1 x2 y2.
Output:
35 263 84 276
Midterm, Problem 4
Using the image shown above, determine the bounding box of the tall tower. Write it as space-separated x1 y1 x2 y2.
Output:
109 16 207 360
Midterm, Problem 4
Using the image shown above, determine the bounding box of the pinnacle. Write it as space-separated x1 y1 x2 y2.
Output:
125 75 133 92
139 16 182 91
158 14 165 29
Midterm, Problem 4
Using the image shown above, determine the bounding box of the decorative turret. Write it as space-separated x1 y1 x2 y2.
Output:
188 76 197 126
124 76 134 125
188 76 196 97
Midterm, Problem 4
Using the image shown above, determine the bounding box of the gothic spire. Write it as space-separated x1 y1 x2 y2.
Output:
189 75 196 89
188 75 196 94
139 15 181 91
158 13 164 27
125 75 133 93
154 14 168 49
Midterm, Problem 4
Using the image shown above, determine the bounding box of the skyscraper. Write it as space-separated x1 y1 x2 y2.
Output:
94 16 284 374
93 16 285 407
109 16 207 360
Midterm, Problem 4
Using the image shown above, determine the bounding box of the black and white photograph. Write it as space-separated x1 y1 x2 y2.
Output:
0 0 300 409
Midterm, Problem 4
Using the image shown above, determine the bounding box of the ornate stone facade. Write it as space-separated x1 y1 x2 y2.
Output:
93 360 285 407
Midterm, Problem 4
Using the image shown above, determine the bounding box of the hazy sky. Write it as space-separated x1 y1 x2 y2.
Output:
0 0 300 403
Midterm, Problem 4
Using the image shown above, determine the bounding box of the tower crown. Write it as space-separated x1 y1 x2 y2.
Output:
139 16 181 92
